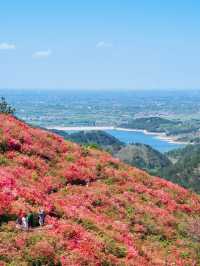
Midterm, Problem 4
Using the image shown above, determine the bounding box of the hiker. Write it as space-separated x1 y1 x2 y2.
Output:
16 216 22 229
21 215 28 230
16 210 23 229
27 211 34 228
38 209 45 226
86 179 90 187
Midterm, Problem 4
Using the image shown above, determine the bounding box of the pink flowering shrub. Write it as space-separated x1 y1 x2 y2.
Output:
0 115 199 265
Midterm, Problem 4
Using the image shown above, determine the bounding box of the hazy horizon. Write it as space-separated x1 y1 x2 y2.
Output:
1 88 200 92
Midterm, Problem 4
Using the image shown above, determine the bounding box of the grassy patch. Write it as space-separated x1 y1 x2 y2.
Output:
104 206 119 219
104 178 115 185
125 205 135 219
65 154 74 162
76 218 100 232
0 155 8 165
92 199 103 207
104 238 127 258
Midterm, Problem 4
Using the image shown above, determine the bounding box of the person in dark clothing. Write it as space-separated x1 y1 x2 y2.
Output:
16 210 23 229
16 216 22 229
27 212 34 228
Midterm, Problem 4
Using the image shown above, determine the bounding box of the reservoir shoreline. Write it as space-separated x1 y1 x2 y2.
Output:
47 126 188 145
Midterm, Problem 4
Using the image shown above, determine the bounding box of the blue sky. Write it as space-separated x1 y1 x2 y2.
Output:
0 0 200 90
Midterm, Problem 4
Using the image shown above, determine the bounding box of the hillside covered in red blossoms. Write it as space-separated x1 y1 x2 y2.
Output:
0 114 200 265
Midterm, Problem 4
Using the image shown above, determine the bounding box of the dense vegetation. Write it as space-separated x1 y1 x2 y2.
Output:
0 115 200 265
159 144 200 193
0 97 15 115
116 143 172 175
120 117 180 133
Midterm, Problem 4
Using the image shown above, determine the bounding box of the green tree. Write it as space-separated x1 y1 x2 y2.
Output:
0 97 15 114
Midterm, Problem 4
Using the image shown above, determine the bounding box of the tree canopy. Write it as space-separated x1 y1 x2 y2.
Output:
0 97 15 114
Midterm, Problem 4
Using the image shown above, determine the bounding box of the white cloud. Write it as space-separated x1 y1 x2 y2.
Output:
0 42 16 50
32 49 52 59
96 41 113 48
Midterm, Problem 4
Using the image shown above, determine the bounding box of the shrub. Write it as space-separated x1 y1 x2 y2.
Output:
104 239 127 258
0 155 8 165
92 199 103 207
28 241 55 265
125 206 135 219
188 217 200 241
0 139 8 153
65 154 74 162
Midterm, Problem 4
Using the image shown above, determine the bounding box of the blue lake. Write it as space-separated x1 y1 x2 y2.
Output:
66 129 185 153
105 130 185 153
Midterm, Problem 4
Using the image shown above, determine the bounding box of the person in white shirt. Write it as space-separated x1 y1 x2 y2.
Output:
21 216 28 230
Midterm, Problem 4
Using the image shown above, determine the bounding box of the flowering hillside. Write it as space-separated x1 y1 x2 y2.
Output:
0 115 200 266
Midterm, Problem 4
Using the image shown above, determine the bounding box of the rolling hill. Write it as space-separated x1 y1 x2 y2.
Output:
51 129 171 175
50 129 200 194
0 115 200 265
160 144 200 193
116 143 172 174
120 117 181 133
51 129 124 153
52 129 200 194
